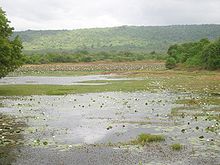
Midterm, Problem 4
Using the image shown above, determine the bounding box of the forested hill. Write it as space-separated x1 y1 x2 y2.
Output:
14 24 220 54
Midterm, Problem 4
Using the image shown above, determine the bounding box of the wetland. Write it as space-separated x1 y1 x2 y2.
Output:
0 62 220 165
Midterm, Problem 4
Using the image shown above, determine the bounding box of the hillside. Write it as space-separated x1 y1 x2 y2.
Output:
14 25 220 54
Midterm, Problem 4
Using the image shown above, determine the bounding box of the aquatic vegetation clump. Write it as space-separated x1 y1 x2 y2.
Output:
171 143 183 151
136 133 165 145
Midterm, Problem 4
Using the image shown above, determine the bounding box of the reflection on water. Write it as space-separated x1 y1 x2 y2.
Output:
0 114 26 164
0 92 219 164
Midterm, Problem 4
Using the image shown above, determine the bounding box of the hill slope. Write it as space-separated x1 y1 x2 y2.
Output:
14 25 220 54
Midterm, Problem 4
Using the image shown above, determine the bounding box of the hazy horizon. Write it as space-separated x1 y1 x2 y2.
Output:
1 0 220 31
13 24 220 32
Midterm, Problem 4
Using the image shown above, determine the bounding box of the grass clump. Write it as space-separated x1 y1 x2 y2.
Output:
136 133 165 145
171 143 183 151
0 103 3 107
0 80 151 96
207 114 220 122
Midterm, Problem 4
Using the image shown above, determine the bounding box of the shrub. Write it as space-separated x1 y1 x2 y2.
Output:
165 57 176 69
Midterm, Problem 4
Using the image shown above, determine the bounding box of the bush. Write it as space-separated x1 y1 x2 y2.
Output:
23 51 167 64
165 57 176 69
80 56 93 62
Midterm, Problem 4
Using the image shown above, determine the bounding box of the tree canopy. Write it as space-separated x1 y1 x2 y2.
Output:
201 39 220 70
166 38 220 70
0 8 23 78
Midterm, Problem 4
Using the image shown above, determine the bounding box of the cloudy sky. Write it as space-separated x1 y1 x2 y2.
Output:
0 0 220 31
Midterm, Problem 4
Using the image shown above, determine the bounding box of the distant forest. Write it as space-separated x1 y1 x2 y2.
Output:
13 25 220 69
14 25 220 54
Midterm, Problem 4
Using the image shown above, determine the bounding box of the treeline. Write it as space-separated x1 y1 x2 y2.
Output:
166 38 220 70
24 51 166 64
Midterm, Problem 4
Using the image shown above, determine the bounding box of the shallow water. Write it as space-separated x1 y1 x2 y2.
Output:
0 75 135 85
0 91 219 164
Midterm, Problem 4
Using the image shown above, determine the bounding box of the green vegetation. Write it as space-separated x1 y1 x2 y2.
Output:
201 39 220 70
176 98 220 106
14 25 220 54
0 114 26 164
0 80 151 96
171 143 183 151
138 162 143 165
165 57 176 69
206 125 220 133
23 51 166 64
207 115 220 122
0 8 23 78
134 133 165 145
12 25 220 64
1 64 220 96
166 38 220 70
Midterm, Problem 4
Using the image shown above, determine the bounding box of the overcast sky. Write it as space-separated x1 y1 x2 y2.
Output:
1 0 220 31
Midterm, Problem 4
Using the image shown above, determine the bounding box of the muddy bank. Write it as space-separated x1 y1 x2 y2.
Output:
10 144 220 165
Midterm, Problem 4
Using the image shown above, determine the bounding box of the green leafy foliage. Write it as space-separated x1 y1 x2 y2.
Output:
0 8 23 78
201 39 220 70
166 38 220 70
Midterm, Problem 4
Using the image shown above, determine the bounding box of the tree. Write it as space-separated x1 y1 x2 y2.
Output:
166 38 212 69
0 8 23 78
201 38 220 70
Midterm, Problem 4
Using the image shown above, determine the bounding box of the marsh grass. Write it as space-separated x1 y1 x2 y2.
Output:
176 98 220 106
207 114 220 122
133 133 165 145
126 69 220 94
170 106 199 116
0 80 152 96
171 143 183 151
1 62 220 96
0 103 3 107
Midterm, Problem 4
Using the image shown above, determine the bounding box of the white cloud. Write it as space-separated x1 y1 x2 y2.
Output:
0 0 220 31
